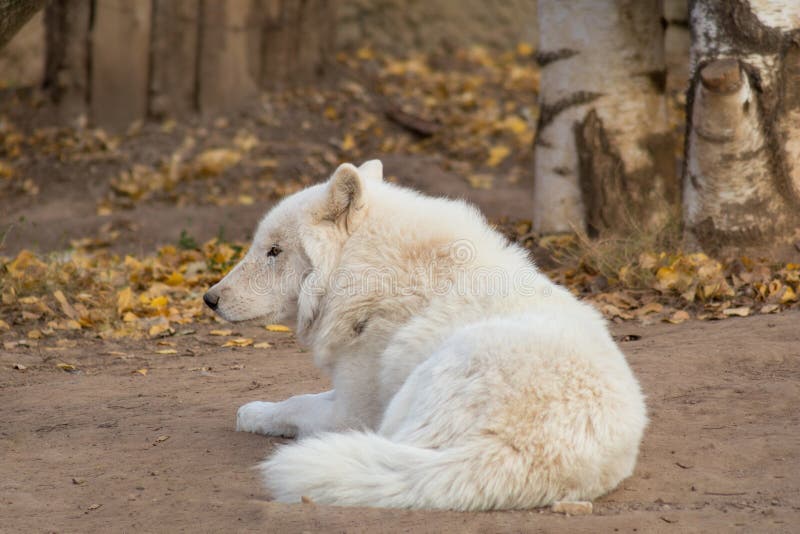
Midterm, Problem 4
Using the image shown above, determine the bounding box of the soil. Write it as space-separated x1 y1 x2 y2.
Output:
2 313 799 533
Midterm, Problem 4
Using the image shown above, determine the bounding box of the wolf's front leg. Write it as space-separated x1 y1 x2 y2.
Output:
236 390 335 438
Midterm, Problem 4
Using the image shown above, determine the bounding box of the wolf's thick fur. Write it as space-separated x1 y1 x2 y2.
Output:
205 160 647 510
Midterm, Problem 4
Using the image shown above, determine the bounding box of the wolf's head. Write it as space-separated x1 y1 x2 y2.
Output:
203 160 382 331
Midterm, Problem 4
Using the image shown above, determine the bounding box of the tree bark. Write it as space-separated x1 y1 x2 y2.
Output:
149 0 199 119
258 0 336 91
0 0 44 49
534 0 677 235
43 0 91 123
684 0 800 254
197 0 261 115
41 0 337 126
90 0 152 130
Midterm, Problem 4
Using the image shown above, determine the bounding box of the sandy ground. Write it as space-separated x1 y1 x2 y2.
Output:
2 311 799 533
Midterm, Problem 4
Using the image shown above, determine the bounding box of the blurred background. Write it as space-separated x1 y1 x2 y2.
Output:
0 0 798 331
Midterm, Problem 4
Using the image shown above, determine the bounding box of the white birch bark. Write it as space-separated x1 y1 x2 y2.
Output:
684 0 800 252
534 0 676 235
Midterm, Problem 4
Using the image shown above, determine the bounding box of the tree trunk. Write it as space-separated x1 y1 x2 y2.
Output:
197 0 261 115
42 0 337 129
90 0 152 130
43 0 91 124
258 0 336 91
534 0 677 235
684 0 800 255
0 0 44 49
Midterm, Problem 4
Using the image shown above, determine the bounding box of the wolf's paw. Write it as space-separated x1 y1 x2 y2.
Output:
236 401 297 438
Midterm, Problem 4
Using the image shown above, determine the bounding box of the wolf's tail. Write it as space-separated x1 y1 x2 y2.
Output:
260 431 507 511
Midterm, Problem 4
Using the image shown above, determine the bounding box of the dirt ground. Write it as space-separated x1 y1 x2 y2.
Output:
1 312 799 533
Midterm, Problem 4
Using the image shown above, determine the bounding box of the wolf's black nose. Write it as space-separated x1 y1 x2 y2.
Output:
203 292 220 310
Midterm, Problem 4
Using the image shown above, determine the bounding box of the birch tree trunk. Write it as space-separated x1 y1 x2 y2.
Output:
684 0 800 254
534 0 677 235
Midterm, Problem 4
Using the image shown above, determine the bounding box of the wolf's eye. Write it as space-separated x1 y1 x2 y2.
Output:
267 244 282 257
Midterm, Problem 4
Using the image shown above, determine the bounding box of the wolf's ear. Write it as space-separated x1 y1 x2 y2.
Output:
324 163 367 231
358 159 383 182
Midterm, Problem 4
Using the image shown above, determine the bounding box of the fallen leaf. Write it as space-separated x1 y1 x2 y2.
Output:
53 290 78 319
87 503 102 511
341 133 356 151
0 319 11 331
209 329 233 336
467 174 493 190
164 271 184 286
265 324 291 333
27 329 43 339
760 304 780 314
486 145 510 167
134 368 148 375
117 287 136 315
667 310 690 324
780 285 798 304
155 349 178 355
148 322 174 338
253 342 272 349
723 307 750 317
154 435 170 443
195 148 241 175
516 42 534 57
222 338 254 348
56 362 77 372
552 501 592 515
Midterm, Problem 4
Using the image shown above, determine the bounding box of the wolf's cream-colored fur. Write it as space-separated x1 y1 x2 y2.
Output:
204 160 647 510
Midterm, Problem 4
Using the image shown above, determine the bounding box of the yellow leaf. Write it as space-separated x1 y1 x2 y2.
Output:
760 304 780 314
155 349 178 354
723 306 750 317
148 322 174 338
324 106 339 120
467 174 493 190
222 337 254 347
53 290 78 319
635 302 663 316
56 362 77 372
341 134 356 152
356 46 374 60
122 311 139 322
486 145 511 167
7 250 47 279
164 272 184 286
117 287 135 316
516 42 534 57
27 329 43 339
500 116 529 136
195 148 241 176
149 295 169 310
253 342 272 349
237 194 254 206
666 310 690 324
209 329 233 336
780 285 797 304
265 324 291 332
0 319 10 331
134 368 148 375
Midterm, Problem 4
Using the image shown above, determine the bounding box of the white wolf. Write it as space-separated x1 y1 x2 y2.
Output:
204 160 647 510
